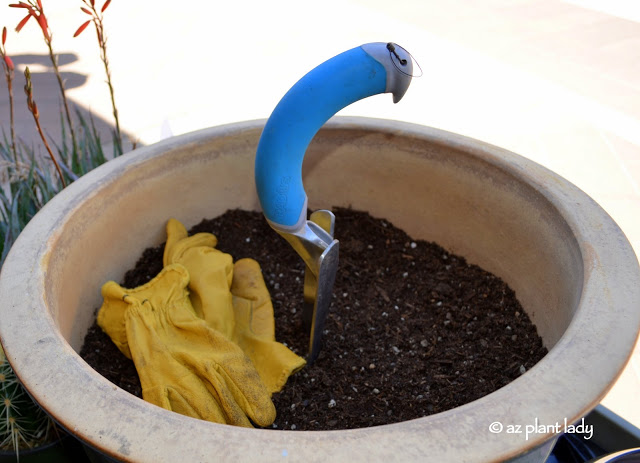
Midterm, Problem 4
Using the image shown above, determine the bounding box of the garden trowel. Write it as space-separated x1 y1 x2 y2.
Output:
255 42 414 364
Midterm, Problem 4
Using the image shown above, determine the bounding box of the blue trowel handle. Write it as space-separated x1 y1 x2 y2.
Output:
255 42 413 231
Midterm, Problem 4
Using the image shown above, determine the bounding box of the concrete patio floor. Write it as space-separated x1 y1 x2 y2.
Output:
1 0 639 436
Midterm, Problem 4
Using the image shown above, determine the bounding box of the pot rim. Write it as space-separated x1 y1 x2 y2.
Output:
0 117 638 462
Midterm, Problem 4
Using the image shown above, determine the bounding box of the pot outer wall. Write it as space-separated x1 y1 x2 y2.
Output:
0 118 638 463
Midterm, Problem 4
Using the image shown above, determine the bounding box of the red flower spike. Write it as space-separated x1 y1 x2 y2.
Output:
15 13 31 33
90 0 94 6
2 26 6 45
4 55 14 71
13 4 34 16
74 20 91 37
35 14 50 41
36 0 42 9
81 7 92 15
101 0 111 13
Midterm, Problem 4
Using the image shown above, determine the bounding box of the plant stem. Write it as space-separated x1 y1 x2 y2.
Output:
24 67 66 188
1 38 17 162
33 112 66 188
94 16 122 154
7 74 17 162
101 38 122 154
46 40 78 158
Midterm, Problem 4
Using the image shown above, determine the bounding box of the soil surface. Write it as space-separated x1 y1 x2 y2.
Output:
80 208 547 431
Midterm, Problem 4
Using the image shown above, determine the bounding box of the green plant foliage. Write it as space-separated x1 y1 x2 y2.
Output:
0 120 121 455
0 2 124 454
0 111 118 267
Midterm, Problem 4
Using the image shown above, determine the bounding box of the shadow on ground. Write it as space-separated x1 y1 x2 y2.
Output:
0 52 139 158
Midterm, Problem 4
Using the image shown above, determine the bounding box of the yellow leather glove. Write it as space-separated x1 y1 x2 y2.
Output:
163 219 306 393
97 264 276 427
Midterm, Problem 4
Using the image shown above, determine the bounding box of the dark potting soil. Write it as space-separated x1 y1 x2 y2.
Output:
80 208 547 431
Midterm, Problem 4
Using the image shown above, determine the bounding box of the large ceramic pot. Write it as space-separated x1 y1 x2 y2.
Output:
0 118 638 462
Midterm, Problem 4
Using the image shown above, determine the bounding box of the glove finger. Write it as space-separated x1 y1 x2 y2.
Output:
181 247 235 332
199 366 255 427
163 218 188 266
143 380 234 426
97 281 135 359
231 258 275 338
163 218 218 266
231 329 306 394
212 360 276 427
167 385 232 424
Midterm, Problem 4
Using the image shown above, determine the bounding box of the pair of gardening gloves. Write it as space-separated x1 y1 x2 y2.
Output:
97 219 306 428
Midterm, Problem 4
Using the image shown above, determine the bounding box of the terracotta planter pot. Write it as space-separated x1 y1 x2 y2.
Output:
0 118 638 462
